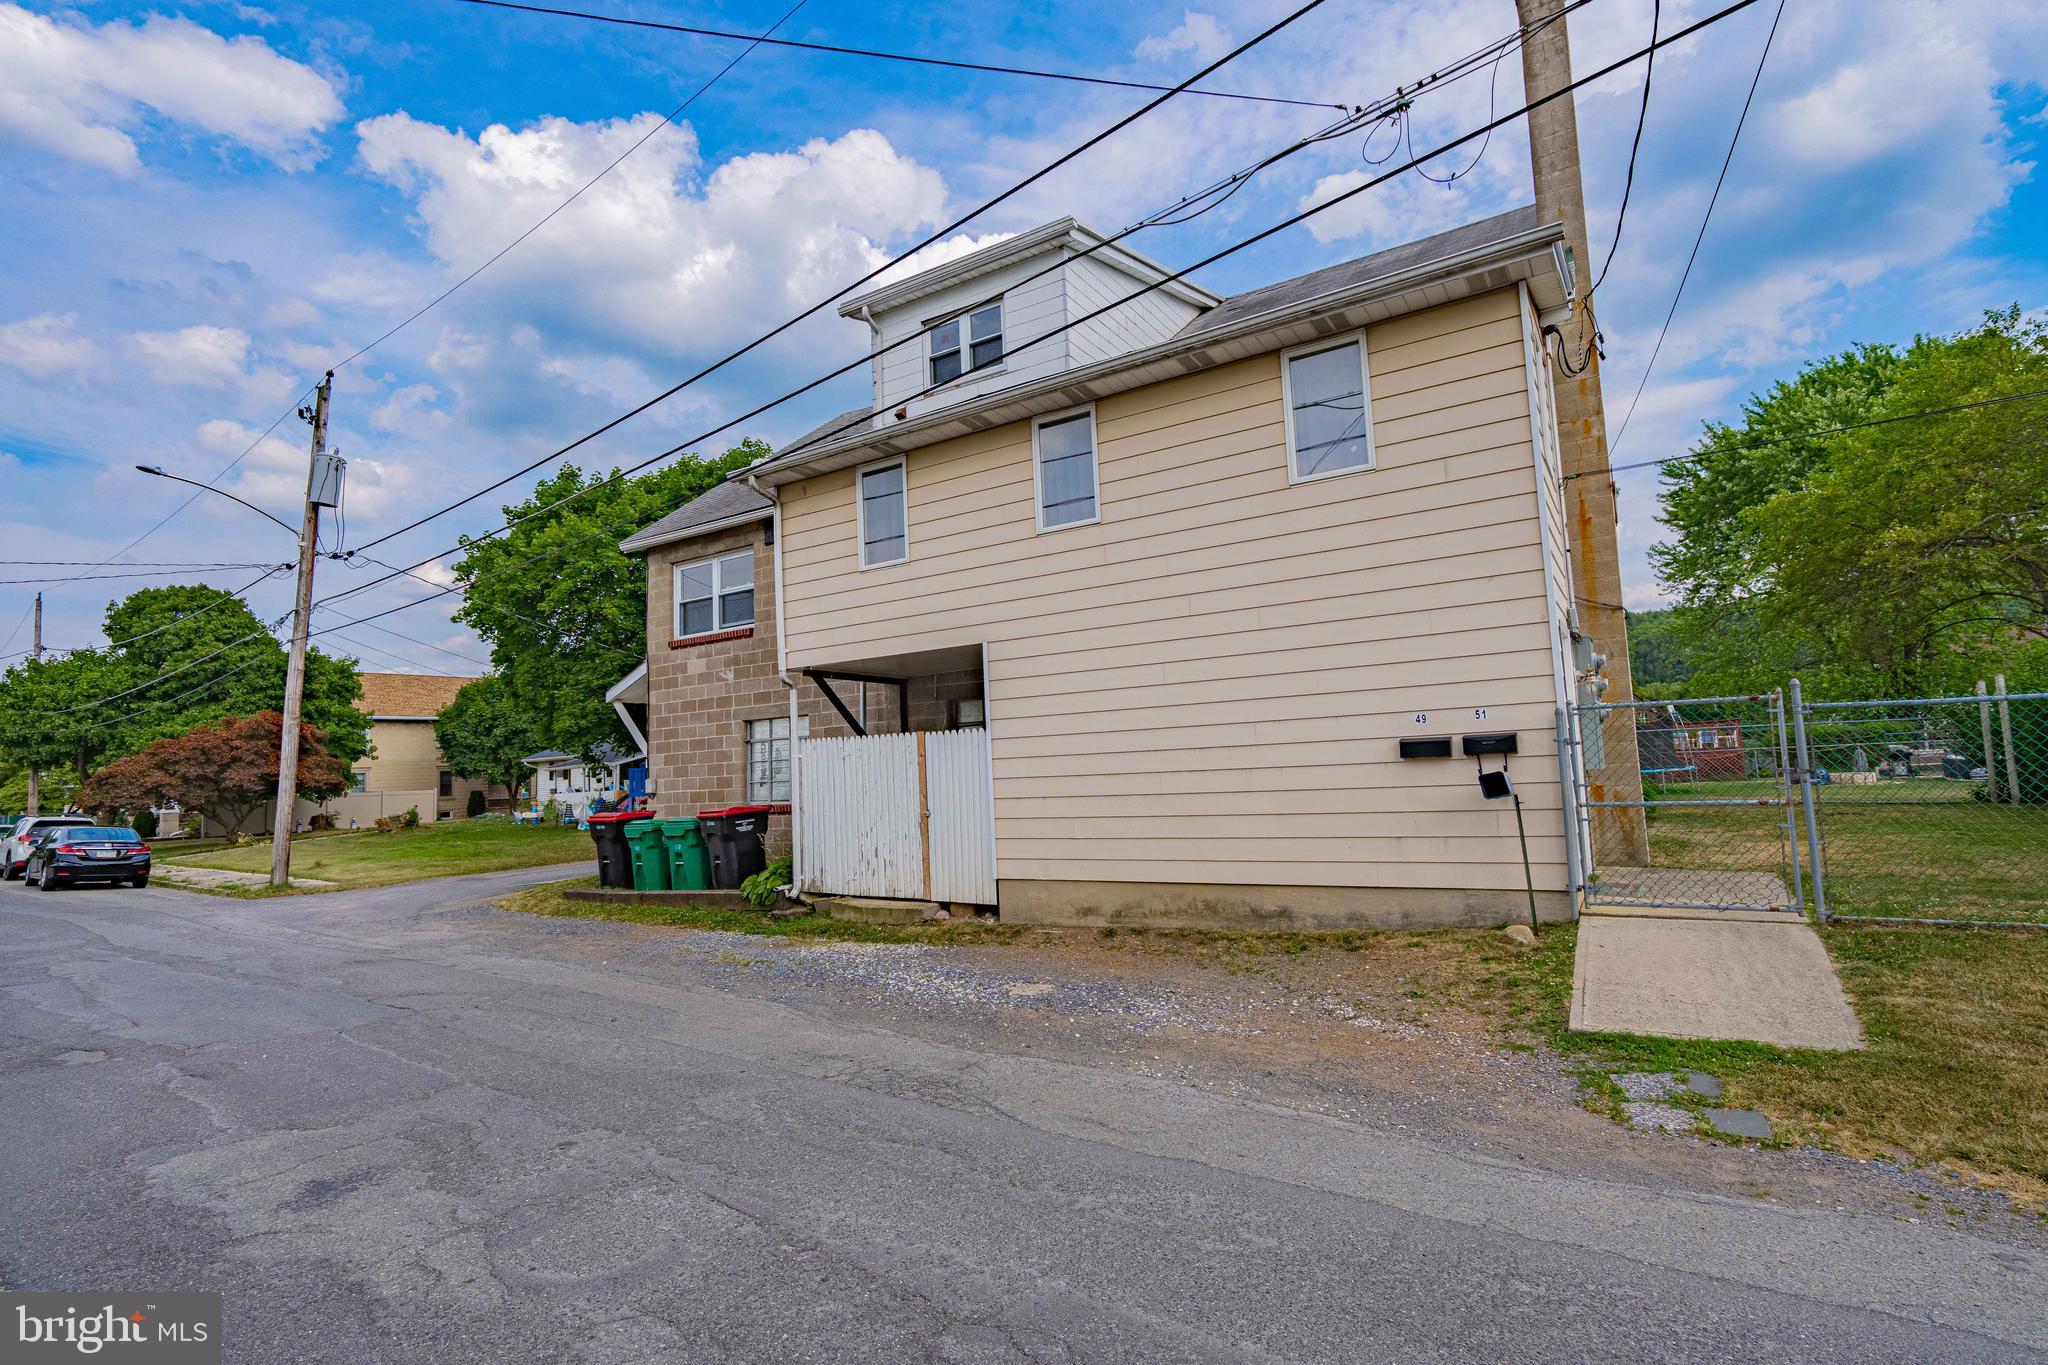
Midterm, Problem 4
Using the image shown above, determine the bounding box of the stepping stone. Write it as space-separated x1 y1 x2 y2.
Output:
1685 1071 1722 1100
1623 1102 1696 1133
1703 1107 1773 1141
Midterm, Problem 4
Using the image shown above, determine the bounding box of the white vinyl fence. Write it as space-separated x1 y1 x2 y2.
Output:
796 727 996 905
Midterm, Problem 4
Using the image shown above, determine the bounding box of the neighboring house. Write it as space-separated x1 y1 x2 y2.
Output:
330 673 491 826
523 746 637 819
625 208 1588 928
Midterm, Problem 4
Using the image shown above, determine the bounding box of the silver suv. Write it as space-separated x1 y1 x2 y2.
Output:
3 815 96 880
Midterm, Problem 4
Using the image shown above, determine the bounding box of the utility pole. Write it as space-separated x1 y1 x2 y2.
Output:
270 372 335 888
25 592 41 815
1516 0 1648 862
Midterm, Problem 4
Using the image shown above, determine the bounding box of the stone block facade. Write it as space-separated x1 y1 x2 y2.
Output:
638 515 986 861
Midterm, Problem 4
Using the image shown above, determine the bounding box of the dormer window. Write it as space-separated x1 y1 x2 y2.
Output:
929 302 1003 386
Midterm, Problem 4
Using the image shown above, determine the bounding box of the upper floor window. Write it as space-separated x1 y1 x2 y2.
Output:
929 302 1002 387
1033 407 1099 531
675 550 754 638
858 457 908 567
1282 336 1374 482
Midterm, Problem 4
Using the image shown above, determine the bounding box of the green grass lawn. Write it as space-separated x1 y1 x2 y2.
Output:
169 819 594 891
1631 775 2048 923
1470 921 2048 1204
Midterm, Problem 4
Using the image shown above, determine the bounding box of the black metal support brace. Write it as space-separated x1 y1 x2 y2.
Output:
802 669 911 737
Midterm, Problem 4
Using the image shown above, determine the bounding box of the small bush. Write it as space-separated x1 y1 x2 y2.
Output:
467 789 488 818
308 811 335 831
540 798 562 825
741 854 794 908
373 816 395 834
131 809 158 840
400 806 421 829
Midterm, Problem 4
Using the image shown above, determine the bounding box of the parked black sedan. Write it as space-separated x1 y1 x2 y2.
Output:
22 826 152 890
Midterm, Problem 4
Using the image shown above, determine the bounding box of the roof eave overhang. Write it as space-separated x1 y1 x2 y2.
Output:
617 504 772 556
760 220 1568 488
836 219 1221 322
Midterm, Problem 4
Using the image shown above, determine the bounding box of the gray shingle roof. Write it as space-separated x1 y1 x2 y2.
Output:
620 407 878 553
1177 205 1542 342
618 477 772 554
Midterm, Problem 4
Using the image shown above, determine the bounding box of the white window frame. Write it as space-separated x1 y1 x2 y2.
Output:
672 549 756 640
928 301 1003 388
1280 332 1376 485
1031 403 1101 534
855 455 909 570
746 715 807 803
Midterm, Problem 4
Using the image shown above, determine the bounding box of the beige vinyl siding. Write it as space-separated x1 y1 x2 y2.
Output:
876 254 1070 418
782 287 1565 894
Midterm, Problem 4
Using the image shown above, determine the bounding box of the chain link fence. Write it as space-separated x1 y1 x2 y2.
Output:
1571 683 2048 927
1575 693 1800 914
1801 686 2048 926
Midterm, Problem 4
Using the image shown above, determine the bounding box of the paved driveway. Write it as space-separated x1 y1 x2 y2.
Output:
3 870 2043 1363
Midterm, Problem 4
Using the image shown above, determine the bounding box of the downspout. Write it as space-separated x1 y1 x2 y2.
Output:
1518 282 1582 922
747 471 800 893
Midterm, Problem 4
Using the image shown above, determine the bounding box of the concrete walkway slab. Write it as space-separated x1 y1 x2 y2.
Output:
1571 914 1864 1050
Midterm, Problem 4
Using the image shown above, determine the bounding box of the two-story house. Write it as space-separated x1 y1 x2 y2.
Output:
623 206 1588 928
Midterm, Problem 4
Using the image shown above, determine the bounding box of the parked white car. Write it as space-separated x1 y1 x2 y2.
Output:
2 814 96 880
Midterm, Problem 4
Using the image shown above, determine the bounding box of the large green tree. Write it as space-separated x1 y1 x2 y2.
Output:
434 675 541 803
453 441 765 758
0 584 370 783
1651 309 2048 695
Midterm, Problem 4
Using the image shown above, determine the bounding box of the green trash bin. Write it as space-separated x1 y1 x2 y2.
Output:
626 818 671 891
659 818 712 891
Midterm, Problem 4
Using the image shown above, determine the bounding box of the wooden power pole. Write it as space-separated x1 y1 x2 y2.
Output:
1515 0 1648 863
25 592 41 814
269 372 337 888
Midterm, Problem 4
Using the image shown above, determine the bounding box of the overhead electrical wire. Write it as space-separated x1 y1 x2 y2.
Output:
1606 0 1783 460
44 0 805 607
1580 385 2048 482
309 0 1763 643
1588 0 1658 299
347 0 1340 558
0 565 291 587
0 565 293 665
453 0 1347 111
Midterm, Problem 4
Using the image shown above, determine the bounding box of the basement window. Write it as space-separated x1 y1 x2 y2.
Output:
674 550 755 638
1282 335 1374 482
746 716 806 803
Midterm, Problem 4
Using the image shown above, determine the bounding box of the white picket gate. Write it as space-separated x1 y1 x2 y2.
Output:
796 727 996 905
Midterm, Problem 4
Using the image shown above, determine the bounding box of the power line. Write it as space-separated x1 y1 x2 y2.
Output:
0 602 32 656
1579 386 2048 481
348 0 1339 559
319 0 1760 629
0 559 282 568
334 614 496 671
0 566 292 665
0 565 290 586
1607 0 1783 460
330 0 807 374
1588 0 1658 299
42 0 804 618
454 0 1347 111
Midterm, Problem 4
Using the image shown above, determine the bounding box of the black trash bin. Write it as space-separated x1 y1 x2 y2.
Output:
587 810 650 889
697 804 772 889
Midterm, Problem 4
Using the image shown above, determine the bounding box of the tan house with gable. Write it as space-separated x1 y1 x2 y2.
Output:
624 207 1591 927
332 673 491 827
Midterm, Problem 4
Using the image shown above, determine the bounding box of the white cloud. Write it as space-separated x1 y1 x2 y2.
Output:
128 325 258 388
370 382 447 433
0 313 98 376
1136 11 1232 64
0 4 342 174
353 115 969 360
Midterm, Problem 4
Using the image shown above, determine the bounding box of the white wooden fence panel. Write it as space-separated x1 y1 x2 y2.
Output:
925 727 997 905
798 733 921 899
797 728 997 905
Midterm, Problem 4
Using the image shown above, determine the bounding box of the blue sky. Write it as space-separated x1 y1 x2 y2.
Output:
2 0 2045 673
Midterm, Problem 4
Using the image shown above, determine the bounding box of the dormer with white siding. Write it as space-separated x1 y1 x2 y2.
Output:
838 218 1222 422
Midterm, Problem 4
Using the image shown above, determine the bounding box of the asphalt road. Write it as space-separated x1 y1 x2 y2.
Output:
3 869 2043 1364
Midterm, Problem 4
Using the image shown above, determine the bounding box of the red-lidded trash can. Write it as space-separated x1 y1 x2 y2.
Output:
697 804 773 889
587 810 652 889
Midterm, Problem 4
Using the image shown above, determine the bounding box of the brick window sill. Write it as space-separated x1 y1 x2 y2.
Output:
669 627 754 650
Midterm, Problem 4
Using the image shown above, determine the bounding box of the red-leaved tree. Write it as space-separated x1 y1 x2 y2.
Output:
78 712 352 834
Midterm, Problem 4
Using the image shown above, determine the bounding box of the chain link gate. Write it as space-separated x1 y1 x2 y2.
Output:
1570 692 1806 914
